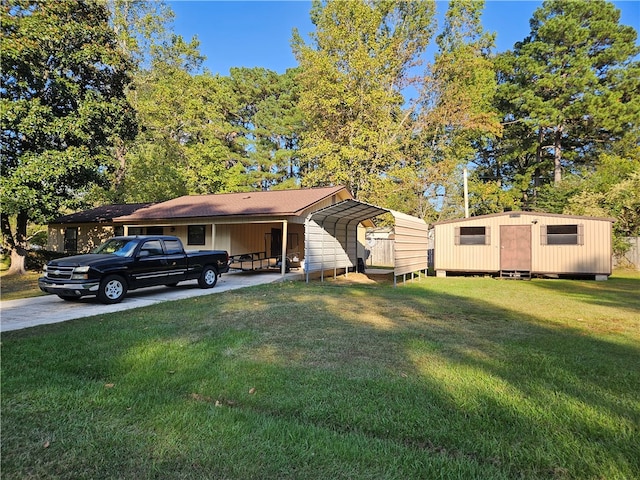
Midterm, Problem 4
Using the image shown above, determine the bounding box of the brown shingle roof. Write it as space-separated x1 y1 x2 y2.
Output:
52 203 155 224
115 186 350 221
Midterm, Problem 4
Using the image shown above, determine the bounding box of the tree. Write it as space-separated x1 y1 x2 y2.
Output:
101 0 176 200
292 0 435 203
496 0 639 189
562 154 640 256
97 0 217 203
416 0 502 220
1 0 136 274
123 63 237 201
228 67 303 191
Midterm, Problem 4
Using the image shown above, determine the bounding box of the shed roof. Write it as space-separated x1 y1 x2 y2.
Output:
52 203 154 224
115 186 349 221
431 211 615 226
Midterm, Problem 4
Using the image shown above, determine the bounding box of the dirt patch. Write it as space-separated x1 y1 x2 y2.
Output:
326 272 393 285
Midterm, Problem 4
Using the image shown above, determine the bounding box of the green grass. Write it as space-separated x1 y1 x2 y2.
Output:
0 271 46 301
1 272 639 479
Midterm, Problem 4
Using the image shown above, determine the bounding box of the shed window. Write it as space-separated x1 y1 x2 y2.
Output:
455 226 490 245
541 224 583 245
188 225 206 245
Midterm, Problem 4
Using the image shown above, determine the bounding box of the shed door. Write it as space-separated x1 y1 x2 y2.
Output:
500 225 531 271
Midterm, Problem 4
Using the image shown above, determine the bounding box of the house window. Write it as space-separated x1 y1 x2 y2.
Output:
542 224 583 245
129 227 144 235
455 226 490 245
188 225 206 246
146 226 164 235
114 226 124 236
64 227 78 253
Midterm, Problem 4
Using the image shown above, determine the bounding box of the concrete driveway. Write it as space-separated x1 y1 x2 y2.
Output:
1 271 302 333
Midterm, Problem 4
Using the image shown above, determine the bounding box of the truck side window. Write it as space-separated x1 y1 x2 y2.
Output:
140 240 163 256
164 240 183 255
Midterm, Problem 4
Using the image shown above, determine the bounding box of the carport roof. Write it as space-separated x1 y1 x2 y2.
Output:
308 199 427 227
307 199 389 225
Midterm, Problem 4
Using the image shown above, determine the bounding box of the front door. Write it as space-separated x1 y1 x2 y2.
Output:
270 228 282 258
500 225 531 271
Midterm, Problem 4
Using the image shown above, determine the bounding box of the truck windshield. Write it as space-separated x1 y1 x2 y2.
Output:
93 239 138 257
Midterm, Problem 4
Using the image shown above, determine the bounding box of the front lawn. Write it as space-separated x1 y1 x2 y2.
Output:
1 272 639 479
0 271 45 301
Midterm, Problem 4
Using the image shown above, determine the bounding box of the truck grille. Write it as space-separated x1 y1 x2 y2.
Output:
46 266 74 280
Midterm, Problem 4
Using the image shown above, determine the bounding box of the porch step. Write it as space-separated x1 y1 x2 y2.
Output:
500 270 531 280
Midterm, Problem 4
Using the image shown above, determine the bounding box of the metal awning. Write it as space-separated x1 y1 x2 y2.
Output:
304 199 428 282
308 199 389 225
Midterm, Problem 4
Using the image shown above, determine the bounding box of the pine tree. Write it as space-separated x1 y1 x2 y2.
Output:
498 0 639 188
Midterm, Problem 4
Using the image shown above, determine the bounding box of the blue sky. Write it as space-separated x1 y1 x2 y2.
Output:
168 1 640 76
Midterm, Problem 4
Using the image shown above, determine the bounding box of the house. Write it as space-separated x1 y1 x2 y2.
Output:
46 203 154 254
46 187 429 281
113 186 429 279
431 211 614 280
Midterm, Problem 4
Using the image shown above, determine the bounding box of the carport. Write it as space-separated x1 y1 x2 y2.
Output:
304 199 428 285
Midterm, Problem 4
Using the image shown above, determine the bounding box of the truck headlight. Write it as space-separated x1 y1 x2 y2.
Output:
71 266 90 280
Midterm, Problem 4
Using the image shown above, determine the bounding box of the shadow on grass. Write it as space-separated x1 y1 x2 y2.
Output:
528 273 640 314
1 278 639 479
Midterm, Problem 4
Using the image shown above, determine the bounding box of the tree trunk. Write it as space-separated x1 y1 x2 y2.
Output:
112 140 128 202
6 247 27 276
554 126 563 184
2 211 29 276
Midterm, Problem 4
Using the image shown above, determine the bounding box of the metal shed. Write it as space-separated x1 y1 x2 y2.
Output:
305 200 429 283
431 211 614 280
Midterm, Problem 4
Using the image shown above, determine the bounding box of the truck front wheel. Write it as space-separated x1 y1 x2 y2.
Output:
198 266 218 289
98 275 128 304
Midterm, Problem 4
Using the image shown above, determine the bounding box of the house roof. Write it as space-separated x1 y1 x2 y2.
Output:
52 203 155 224
115 186 351 222
431 210 615 226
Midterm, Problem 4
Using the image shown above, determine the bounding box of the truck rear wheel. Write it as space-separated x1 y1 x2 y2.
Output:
97 275 127 304
198 266 218 288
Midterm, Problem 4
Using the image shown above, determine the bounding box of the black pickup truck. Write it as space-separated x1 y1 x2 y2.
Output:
38 236 229 304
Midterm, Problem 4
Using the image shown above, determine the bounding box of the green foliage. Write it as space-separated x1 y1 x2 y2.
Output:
492 0 639 192
3 0 638 262
228 67 303 191
105 0 175 68
418 0 502 219
562 155 640 254
293 0 435 203
1 0 136 271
